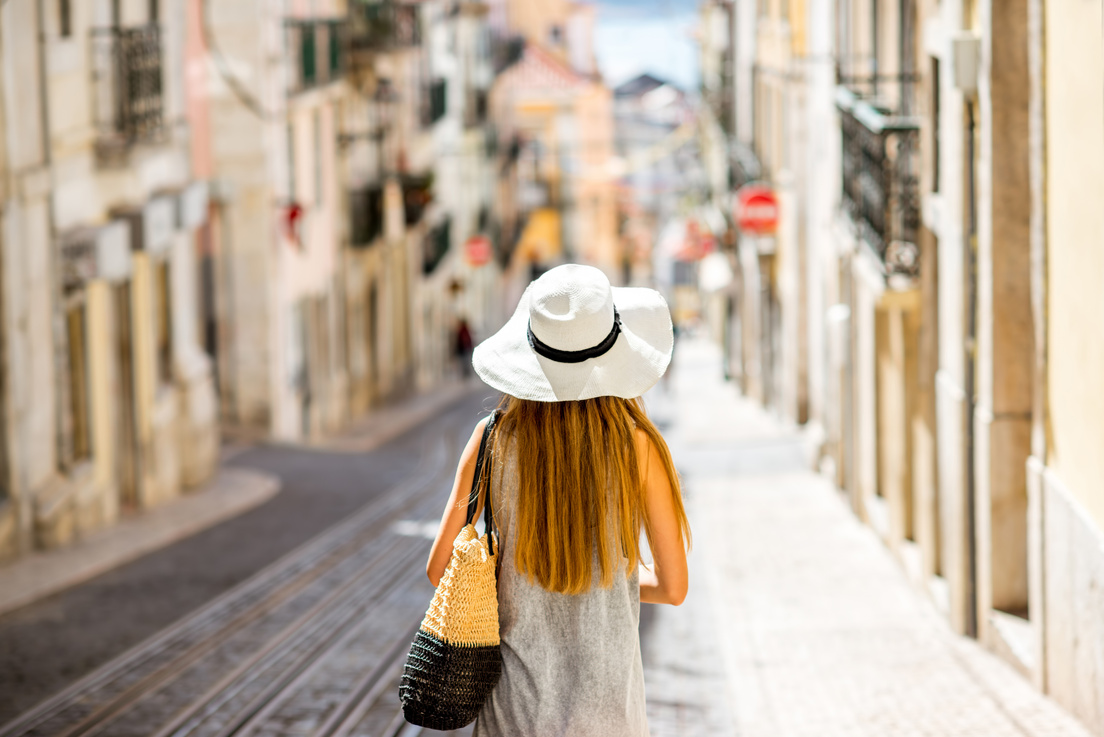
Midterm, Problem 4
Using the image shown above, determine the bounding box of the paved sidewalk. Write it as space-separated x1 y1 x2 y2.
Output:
642 336 1091 737
321 377 491 453
0 468 279 617
0 377 486 620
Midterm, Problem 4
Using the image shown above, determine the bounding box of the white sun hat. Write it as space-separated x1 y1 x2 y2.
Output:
473 264 674 402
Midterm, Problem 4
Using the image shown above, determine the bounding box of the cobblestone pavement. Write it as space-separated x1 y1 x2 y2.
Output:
647 335 1093 737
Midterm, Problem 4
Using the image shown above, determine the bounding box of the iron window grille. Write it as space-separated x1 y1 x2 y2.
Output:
91 24 165 151
836 83 921 279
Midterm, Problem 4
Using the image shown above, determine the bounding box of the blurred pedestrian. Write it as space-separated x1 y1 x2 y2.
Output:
426 264 691 736
455 317 474 378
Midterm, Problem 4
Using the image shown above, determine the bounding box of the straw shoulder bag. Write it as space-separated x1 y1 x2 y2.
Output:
399 410 502 730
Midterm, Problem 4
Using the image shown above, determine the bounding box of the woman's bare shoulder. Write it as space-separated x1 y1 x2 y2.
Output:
633 425 659 453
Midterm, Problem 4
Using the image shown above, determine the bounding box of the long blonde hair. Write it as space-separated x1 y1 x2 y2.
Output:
482 395 690 595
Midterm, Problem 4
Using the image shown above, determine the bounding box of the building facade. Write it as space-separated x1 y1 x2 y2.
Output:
0 0 506 564
714 0 1104 729
0 0 217 562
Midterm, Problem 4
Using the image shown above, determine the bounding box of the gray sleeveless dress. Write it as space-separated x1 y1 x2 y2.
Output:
473 441 650 737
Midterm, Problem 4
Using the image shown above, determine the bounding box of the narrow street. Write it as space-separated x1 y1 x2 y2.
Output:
0 337 1094 737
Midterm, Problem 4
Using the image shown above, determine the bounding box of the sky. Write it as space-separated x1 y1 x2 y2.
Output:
592 0 701 93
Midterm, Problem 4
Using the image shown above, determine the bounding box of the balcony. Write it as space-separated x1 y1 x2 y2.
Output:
287 20 345 93
836 85 921 279
90 25 165 154
348 0 422 53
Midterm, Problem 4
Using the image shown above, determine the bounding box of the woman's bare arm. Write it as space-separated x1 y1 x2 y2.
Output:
426 418 489 587
636 429 688 606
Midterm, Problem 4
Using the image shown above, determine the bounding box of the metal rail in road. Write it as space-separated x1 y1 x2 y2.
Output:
0 430 473 737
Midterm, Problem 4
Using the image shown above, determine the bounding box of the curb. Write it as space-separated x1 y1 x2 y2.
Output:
319 379 495 454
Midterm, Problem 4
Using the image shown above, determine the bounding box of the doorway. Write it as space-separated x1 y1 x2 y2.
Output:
113 283 140 510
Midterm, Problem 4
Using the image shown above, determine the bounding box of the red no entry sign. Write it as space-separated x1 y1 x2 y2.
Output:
735 185 780 235
465 235 493 266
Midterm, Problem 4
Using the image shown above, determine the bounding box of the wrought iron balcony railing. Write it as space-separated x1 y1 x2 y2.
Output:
836 85 921 279
348 0 422 53
91 24 164 151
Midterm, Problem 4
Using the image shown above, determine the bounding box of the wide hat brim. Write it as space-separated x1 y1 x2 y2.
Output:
473 284 674 402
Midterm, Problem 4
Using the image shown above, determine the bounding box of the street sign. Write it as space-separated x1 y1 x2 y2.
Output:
735 185 780 235
465 235 492 266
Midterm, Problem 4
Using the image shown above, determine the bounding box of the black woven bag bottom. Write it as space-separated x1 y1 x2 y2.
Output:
399 629 503 730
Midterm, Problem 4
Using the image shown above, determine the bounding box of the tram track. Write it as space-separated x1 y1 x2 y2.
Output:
0 424 460 737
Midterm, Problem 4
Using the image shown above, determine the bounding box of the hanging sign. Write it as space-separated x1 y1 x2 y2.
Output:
735 185 780 235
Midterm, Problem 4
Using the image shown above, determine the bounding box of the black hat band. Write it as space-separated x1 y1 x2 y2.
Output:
527 309 622 364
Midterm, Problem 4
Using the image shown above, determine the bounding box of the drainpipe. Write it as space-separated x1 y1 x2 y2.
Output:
964 100 979 638
35 0 70 475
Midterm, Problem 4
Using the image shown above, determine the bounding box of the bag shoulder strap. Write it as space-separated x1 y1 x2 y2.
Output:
465 410 501 555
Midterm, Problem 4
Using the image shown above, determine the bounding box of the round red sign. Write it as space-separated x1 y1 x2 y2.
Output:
735 185 780 235
465 235 493 267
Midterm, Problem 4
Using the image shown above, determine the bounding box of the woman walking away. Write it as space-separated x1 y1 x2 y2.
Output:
426 264 691 737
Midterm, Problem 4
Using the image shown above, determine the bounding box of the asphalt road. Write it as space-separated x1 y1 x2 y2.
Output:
0 389 498 725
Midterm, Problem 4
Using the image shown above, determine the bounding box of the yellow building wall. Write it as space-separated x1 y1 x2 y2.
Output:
574 85 619 272
506 0 570 48
1045 0 1104 529
86 283 117 496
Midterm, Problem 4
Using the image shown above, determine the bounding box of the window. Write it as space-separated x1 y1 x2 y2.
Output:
350 185 384 246
328 21 342 78
59 0 72 37
154 260 173 385
300 24 317 88
65 301 92 463
425 78 447 126
423 218 451 274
